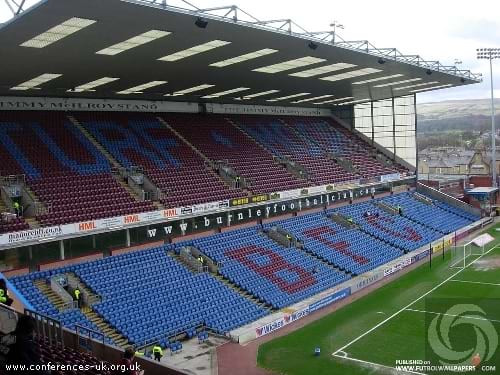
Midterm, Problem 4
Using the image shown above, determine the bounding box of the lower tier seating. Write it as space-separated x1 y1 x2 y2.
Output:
268 213 403 275
8 191 479 346
335 201 442 252
192 228 351 309
379 192 477 233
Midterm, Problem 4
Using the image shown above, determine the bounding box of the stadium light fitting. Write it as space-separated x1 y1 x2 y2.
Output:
165 84 215 96
201 87 250 98
393 81 439 91
289 63 357 78
320 68 382 82
158 40 231 62
408 84 452 93
334 98 371 106
477 48 500 59
20 17 96 48
117 80 167 94
266 93 311 102
242 90 280 99
352 74 404 85
372 78 422 88
210 49 278 67
96 30 171 55
291 95 335 103
312 96 354 105
253 56 325 74
11 73 62 90
69 77 120 93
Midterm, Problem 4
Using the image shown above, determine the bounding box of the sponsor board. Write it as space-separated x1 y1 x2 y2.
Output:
230 195 268 207
0 182 397 247
431 236 454 254
2 226 64 244
411 249 430 263
0 96 199 113
308 287 351 313
380 173 401 182
207 103 329 117
351 271 384 294
255 307 309 338
191 200 229 214
384 257 413 277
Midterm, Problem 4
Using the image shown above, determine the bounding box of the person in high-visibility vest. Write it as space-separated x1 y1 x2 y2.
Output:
13 201 20 217
152 345 163 362
74 287 81 308
0 279 13 306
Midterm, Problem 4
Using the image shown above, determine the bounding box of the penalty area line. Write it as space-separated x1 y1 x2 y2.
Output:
332 353 427 375
331 238 500 356
404 308 500 324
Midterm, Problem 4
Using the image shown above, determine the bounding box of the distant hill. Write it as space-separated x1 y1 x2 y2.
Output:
417 99 500 133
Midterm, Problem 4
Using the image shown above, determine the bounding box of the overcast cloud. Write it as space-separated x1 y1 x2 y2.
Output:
1 0 499 103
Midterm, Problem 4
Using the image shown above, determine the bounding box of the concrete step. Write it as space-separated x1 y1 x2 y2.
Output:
33 280 68 311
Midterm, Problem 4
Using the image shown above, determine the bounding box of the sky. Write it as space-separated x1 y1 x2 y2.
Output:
1 0 499 103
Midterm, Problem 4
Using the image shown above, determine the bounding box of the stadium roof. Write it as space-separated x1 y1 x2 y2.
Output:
0 0 481 108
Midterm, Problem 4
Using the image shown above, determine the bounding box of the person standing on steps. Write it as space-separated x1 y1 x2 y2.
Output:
73 287 81 308
152 344 163 362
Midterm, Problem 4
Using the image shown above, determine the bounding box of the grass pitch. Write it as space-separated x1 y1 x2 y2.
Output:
258 224 500 375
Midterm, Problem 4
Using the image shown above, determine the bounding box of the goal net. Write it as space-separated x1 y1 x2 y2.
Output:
450 240 485 269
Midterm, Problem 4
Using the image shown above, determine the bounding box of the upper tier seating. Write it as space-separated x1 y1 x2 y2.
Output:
285 117 401 178
335 201 442 252
76 112 243 208
164 113 309 194
191 228 351 309
0 111 154 226
378 192 476 234
234 115 358 185
0 217 29 234
268 213 403 275
10 246 268 345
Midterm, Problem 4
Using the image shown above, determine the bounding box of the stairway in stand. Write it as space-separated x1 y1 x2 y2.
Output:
83 310 130 348
33 279 69 311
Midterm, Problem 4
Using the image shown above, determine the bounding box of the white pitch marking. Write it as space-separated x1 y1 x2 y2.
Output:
332 244 500 355
450 279 500 287
405 308 500 324
332 353 427 375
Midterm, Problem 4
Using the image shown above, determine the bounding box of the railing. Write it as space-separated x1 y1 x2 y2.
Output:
75 324 106 350
25 308 65 347
0 174 25 186
375 201 398 215
416 182 481 217
50 275 77 311
134 322 206 351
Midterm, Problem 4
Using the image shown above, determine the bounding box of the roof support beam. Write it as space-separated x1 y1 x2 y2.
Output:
4 0 26 16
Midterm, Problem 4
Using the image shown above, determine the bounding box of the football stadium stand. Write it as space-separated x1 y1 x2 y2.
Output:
164 113 309 193
234 115 359 185
0 111 155 227
268 213 403 275
75 112 244 208
8 192 479 347
285 117 402 178
192 228 351 309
